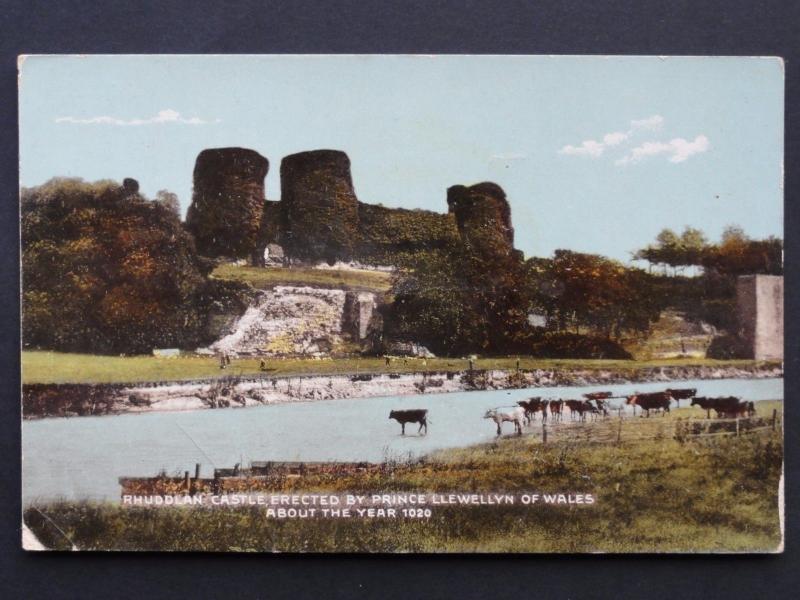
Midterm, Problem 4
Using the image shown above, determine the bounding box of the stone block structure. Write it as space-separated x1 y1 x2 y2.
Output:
736 274 783 360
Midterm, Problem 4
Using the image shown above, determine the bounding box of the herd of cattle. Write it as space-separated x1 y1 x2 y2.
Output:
389 388 758 436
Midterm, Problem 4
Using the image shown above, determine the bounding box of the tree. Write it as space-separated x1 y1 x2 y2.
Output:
22 178 209 354
155 189 181 217
525 250 662 340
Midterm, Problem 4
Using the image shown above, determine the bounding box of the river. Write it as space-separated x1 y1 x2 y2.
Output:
22 377 782 503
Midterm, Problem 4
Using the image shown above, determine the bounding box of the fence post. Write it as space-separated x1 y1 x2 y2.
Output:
772 409 777 431
616 417 622 445
184 470 190 492
735 418 740 437
542 422 547 445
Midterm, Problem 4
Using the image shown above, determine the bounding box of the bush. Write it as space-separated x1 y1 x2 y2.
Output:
530 333 632 359
706 334 750 359
22 178 208 354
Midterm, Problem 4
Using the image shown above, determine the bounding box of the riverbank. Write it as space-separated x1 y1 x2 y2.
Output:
24 407 783 552
22 362 783 419
22 351 780 385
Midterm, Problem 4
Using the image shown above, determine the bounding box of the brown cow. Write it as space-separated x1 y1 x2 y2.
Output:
389 409 428 435
665 387 696 408
690 397 753 419
626 392 671 417
517 397 549 423
565 399 602 422
549 399 564 422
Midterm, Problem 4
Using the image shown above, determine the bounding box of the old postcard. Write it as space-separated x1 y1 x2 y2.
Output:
20 55 784 552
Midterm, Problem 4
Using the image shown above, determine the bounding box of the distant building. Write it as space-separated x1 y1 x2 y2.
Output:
263 243 285 266
152 348 181 358
736 275 783 360
527 313 548 328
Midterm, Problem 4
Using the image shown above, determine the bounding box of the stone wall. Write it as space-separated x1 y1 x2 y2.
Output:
186 148 269 259
736 274 783 360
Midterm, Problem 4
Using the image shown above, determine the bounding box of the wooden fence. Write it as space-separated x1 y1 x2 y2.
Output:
534 408 781 446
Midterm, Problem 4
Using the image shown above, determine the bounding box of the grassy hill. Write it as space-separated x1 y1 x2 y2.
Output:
211 263 392 293
622 310 716 360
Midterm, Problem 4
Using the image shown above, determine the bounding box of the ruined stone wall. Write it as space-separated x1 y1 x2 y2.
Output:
355 202 460 262
736 275 783 360
188 147 521 267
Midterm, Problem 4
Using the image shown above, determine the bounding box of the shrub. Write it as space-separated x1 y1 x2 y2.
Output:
530 333 632 359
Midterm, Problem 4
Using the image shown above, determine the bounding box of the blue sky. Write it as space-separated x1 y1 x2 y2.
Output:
19 55 783 262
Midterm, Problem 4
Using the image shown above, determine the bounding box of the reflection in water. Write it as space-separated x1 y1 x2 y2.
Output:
23 378 782 503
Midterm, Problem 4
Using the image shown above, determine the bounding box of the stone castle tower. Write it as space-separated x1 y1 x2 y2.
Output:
185 147 269 259
185 147 519 266
736 274 783 360
279 150 360 264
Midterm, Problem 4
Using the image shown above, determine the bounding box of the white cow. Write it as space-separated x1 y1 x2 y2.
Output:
483 407 526 436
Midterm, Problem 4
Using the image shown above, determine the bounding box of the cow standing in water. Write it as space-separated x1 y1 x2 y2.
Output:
549 399 564 422
389 409 428 435
517 398 549 424
484 408 526 436
626 392 671 417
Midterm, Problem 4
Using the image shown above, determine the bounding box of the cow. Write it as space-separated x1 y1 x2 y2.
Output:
517 397 548 424
564 399 583 421
549 399 564 422
690 397 752 419
626 392 671 417
484 407 525 436
563 399 602 422
665 387 697 408
583 391 613 400
389 409 428 435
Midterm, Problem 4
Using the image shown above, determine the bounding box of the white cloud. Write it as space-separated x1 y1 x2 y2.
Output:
630 115 664 131
602 131 627 146
558 114 663 158
558 139 605 157
559 115 708 166
55 109 220 126
615 135 710 165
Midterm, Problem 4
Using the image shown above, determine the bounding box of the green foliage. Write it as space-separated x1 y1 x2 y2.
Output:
356 202 460 264
634 226 783 338
635 226 708 270
525 250 663 340
706 334 750 359
530 332 632 359
154 189 181 217
384 240 533 356
21 178 209 354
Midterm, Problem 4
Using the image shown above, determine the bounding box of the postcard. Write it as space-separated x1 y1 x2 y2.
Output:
20 55 783 552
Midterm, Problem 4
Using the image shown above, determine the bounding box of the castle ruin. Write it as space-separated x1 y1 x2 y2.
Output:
736 274 783 360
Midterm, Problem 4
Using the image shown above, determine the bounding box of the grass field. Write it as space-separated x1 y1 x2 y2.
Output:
211 263 393 293
20 350 778 384
24 402 783 552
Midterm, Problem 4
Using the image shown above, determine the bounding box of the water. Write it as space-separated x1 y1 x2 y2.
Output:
22 378 782 503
